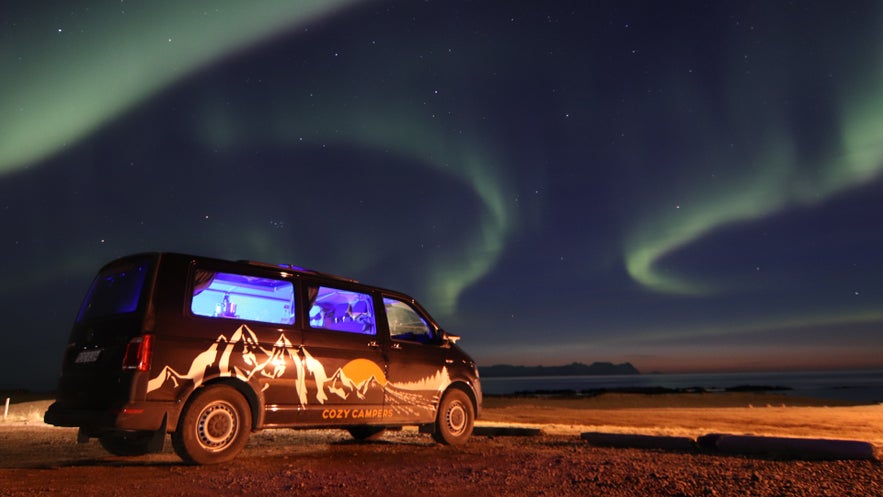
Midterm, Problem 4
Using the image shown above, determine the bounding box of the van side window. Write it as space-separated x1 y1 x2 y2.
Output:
383 298 433 343
191 270 295 325
308 285 375 335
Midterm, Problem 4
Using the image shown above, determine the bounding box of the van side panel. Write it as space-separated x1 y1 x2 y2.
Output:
46 252 483 451
145 256 303 430
279 327 388 427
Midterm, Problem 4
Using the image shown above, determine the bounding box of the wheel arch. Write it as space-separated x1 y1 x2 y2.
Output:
175 377 264 431
444 380 479 417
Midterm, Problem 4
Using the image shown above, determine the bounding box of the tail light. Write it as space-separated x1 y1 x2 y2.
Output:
122 334 153 371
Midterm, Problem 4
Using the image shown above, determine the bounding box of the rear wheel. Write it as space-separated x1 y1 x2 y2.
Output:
432 388 474 445
98 430 154 456
172 384 252 465
347 425 386 441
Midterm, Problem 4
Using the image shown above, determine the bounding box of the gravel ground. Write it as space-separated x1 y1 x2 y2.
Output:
1 425 880 497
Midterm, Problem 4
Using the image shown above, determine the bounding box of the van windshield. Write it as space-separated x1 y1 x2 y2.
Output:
77 257 152 322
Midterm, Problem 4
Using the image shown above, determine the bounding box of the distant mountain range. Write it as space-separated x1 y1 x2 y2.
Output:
479 362 640 377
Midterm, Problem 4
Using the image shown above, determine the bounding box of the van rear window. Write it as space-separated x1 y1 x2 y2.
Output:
77 259 151 322
191 270 295 325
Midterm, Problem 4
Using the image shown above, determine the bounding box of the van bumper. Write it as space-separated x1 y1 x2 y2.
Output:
44 400 174 432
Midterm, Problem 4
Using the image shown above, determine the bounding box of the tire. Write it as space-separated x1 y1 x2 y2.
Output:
432 388 474 445
98 430 154 456
347 425 387 441
172 384 252 465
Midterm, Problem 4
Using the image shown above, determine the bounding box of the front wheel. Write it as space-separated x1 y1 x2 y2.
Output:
432 388 474 445
172 384 252 464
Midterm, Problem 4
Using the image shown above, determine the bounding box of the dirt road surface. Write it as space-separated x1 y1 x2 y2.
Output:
1 424 881 497
2 395 881 496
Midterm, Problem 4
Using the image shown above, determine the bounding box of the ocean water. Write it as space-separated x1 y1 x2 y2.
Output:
480 369 883 403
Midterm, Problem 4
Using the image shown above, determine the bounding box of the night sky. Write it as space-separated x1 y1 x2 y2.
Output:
3 1 883 391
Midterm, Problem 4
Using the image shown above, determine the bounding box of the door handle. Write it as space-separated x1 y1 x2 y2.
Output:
368 340 380 348
391 343 402 350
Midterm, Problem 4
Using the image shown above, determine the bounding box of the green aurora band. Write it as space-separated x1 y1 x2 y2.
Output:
195 94 514 316
623 47 883 298
0 1 358 175
4 1 883 330
0 1 514 315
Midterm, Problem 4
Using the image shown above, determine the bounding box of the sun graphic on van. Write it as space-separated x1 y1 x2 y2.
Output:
340 358 388 387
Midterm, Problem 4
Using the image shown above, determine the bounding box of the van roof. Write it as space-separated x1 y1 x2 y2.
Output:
239 259 359 283
110 251 428 322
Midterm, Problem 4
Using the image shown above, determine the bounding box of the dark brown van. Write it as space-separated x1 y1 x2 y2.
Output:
45 253 482 464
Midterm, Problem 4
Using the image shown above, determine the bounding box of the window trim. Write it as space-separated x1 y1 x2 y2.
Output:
383 296 435 344
188 266 297 326
306 283 377 336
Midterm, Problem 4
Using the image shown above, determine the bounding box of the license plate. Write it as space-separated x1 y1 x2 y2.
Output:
74 349 102 363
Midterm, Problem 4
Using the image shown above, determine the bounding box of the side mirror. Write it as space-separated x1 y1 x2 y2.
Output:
440 330 460 344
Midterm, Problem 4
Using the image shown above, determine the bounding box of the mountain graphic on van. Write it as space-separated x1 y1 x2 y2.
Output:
146 325 447 408
326 359 387 401
147 325 334 405
147 324 273 393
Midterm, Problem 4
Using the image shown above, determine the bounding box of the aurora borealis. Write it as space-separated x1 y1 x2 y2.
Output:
2 1 883 389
